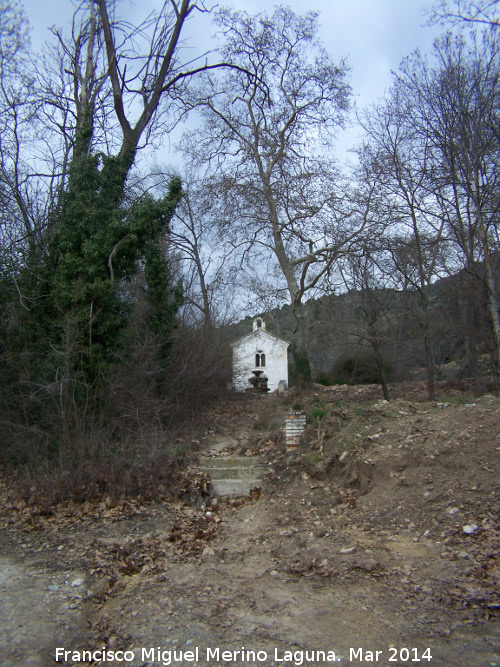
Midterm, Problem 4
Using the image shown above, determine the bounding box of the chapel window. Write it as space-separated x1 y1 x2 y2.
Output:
255 352 266 367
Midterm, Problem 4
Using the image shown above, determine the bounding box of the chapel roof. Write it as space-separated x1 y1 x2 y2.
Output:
231 318 290 348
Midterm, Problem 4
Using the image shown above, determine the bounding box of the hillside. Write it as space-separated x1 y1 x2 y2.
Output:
0 381 499 666
227 261 498 386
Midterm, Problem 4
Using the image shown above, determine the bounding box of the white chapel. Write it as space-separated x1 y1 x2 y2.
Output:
231 317 290 392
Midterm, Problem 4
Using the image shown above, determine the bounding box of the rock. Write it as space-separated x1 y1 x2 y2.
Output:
279 529 297 537
70 578 84 587
463 524 478 534
201 546 215 557
340 546 356 554
446 507 459 515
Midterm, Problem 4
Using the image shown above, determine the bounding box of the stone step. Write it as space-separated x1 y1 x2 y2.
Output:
203 466 264 480
198 456 261 469
209 478 263 497
198 455 264 497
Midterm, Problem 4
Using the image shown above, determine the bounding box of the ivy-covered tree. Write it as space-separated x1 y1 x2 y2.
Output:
144 235 183 386
25 149 182 385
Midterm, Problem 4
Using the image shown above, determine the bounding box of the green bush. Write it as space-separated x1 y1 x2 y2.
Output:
309 407 327 424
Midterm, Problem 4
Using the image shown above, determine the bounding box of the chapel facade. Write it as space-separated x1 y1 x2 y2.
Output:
231 317 289 392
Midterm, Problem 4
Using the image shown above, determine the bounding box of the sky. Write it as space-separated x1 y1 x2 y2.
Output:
21 0 441 165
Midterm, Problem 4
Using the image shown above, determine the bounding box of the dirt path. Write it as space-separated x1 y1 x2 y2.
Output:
0 555 88 667
0 385 499 666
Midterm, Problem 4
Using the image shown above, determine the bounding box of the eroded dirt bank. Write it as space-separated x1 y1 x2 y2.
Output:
0 382 499 666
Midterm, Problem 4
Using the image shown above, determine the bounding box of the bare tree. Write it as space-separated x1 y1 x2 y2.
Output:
0 1 110 257
33 2 113 208
95 0 248 176
0 0 40 252
168 176 242 327
339 251 397 401
396 34 500 390
359 84 448 400
181 6 365 382
427 0 500 29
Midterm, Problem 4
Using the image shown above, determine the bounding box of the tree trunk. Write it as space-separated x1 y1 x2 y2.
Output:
372 340 390 401
489 350 499 394
259 172 313 385
461 275 482 395
392 302 409 380
291 304 312 386
480 219 500 387
422 316 436 402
